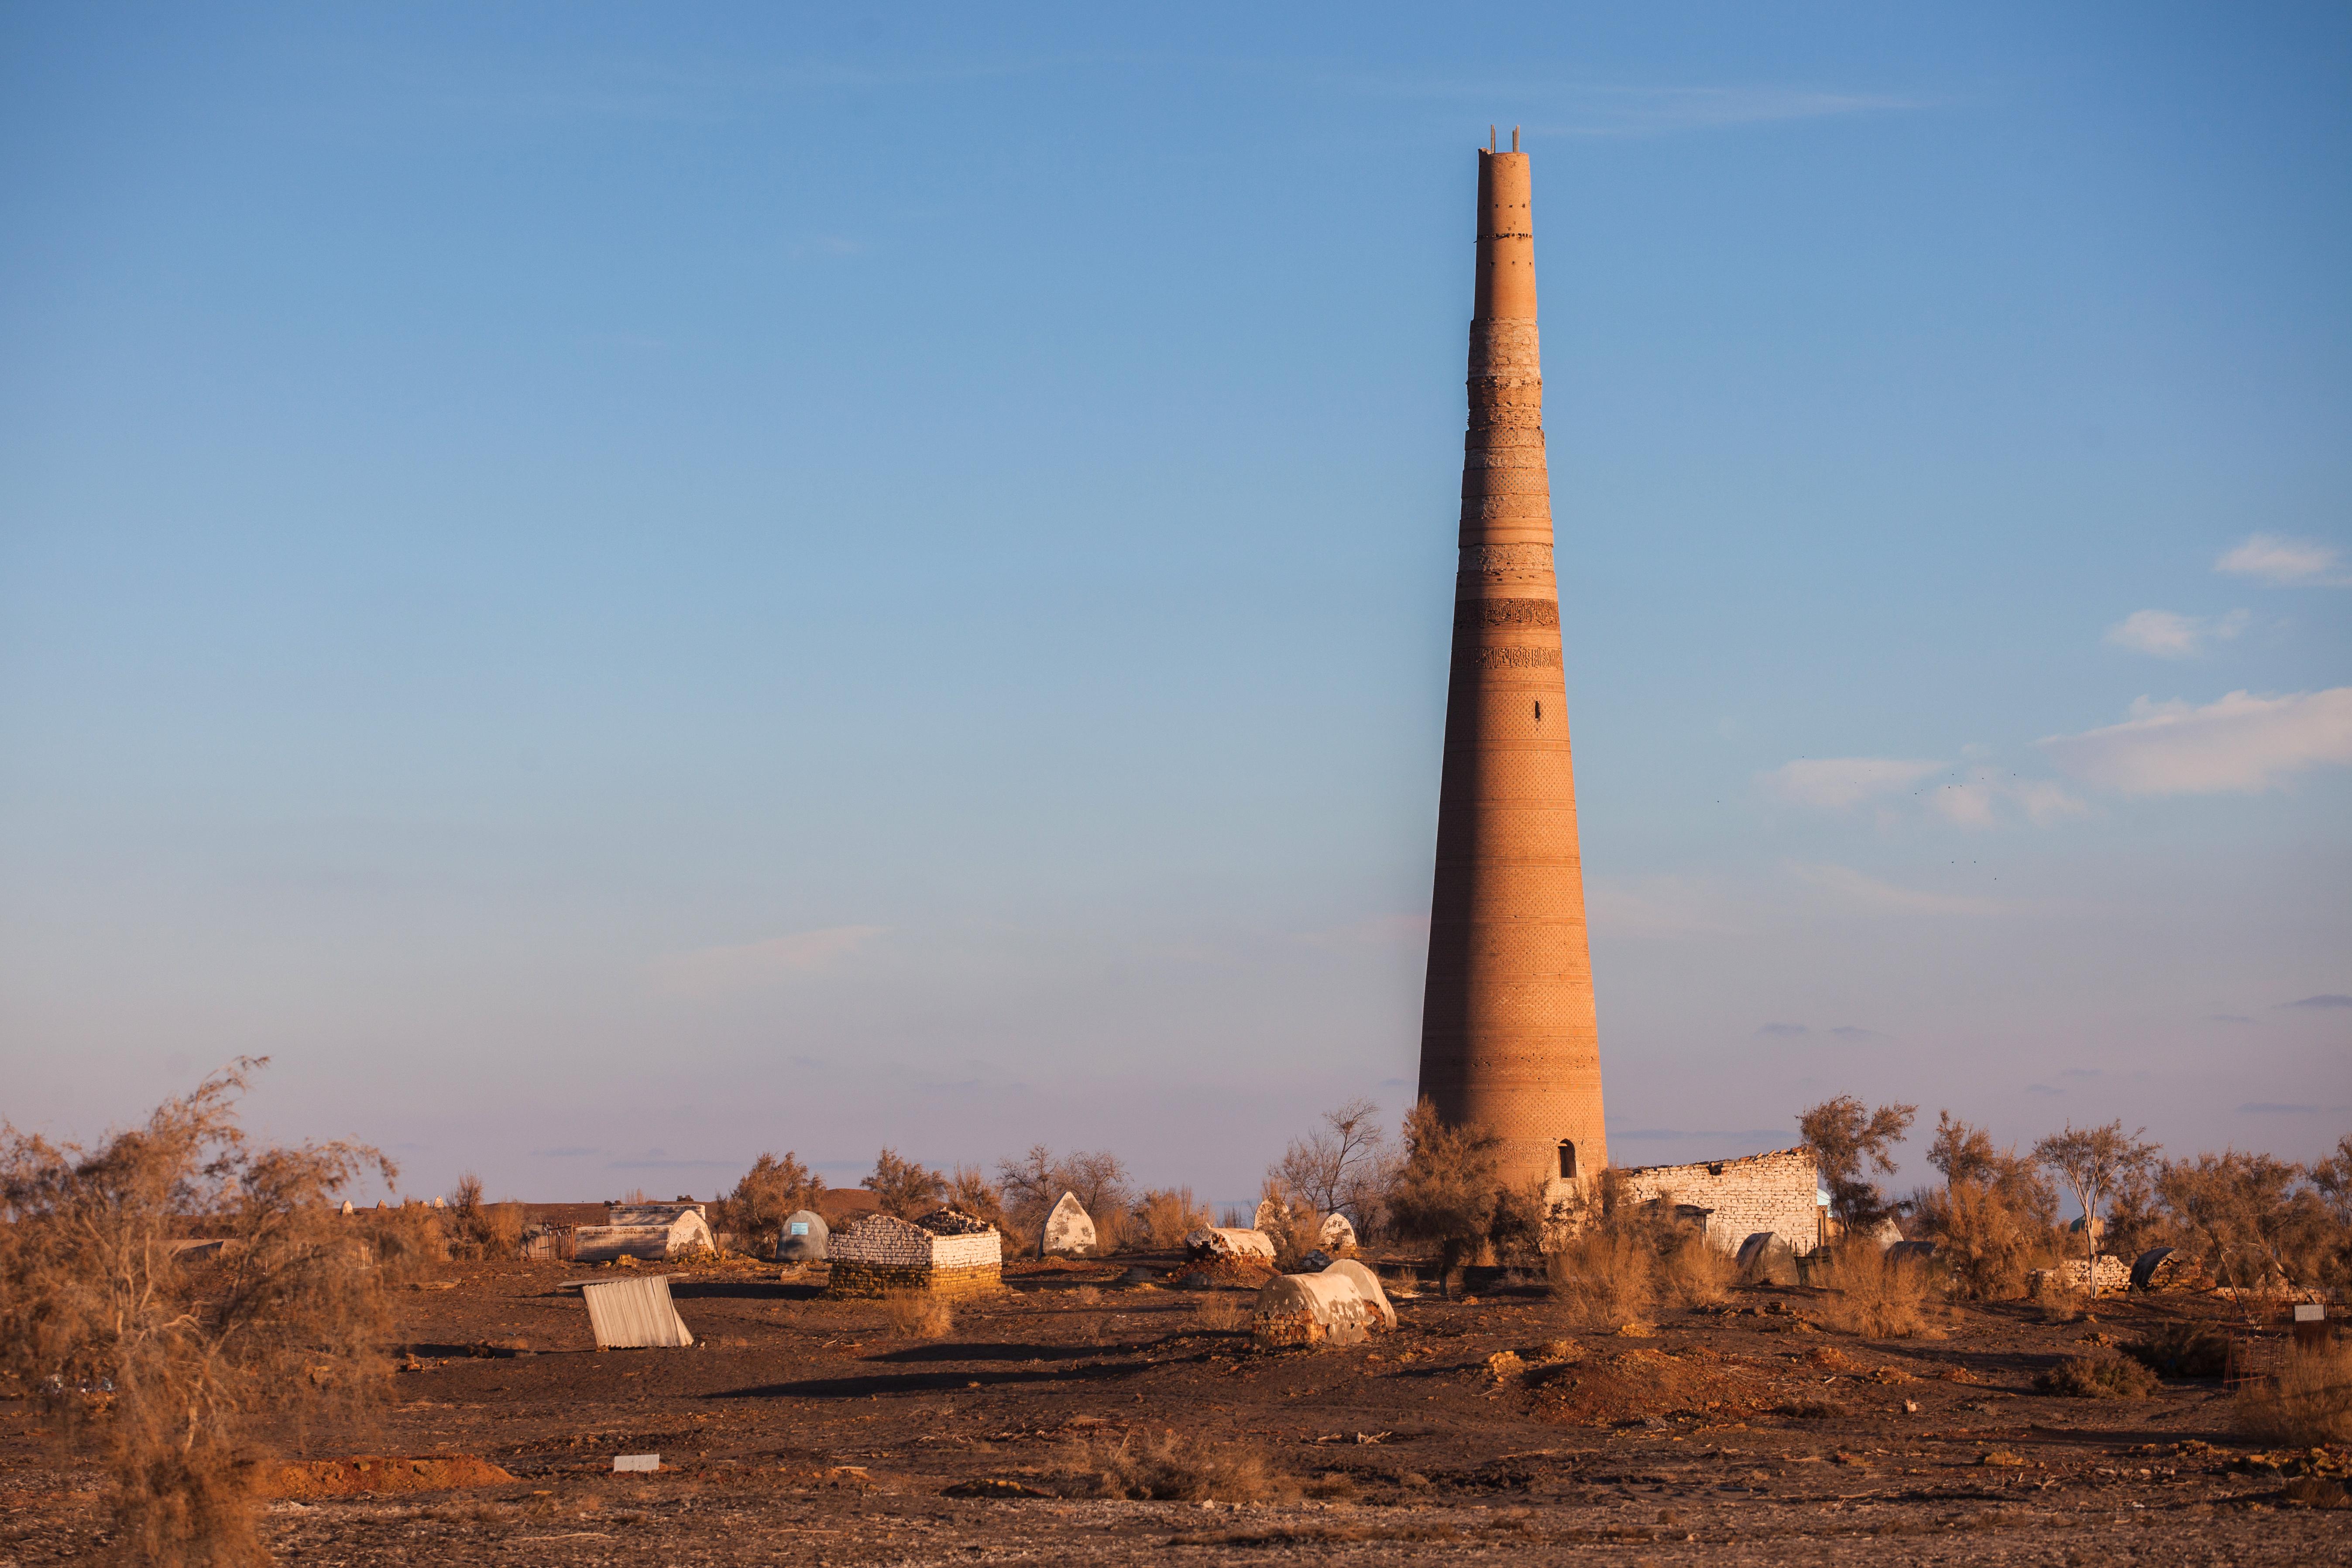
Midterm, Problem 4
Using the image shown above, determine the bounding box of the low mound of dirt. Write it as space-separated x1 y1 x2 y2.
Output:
268 1455 515 1498
1524 1345 1777 1428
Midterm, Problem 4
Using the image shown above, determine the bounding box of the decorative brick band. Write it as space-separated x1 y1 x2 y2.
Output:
1454 598 1559 631
1460 645 1562 670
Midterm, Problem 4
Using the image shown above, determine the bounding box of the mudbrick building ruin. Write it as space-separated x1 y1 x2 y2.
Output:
1611 1148 1824 1255
1418 137 1609 1194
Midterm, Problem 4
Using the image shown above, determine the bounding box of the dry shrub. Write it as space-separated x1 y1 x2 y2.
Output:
1658 1231 1735 1307
1913 1178 2045 1300
1133 1188 1214 1249
354 1203 447 1285
2035 1353 2159 1399
2029 1268 2087 1324
2235 1343 2352 1445
721 1152 821 1254
444 1175 523 1261
2125 1319 2231 1379
1081 1430 1293 1503
1811 1243 1927 1338
1071 1286 1101 1307
1548 1228 1655 1329
1548 1194 1731 1328
881 1291 953 1340
1192 1294 1247 1333
0 1060 393 1567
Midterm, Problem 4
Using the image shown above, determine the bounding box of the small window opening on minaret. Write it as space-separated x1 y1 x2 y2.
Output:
1558 1140 1577 1180
1533 700 1542 721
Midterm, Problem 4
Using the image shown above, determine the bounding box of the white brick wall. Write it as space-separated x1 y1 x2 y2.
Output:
1614 1147 1820 1255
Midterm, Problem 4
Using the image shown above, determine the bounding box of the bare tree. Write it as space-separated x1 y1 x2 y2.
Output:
1798 1095 1917 1231
1269 1097 1390 1232
2157 1149 2338 1310
993 1145 1132 1243
0 1060 394 1566
2033 1121 2160 1299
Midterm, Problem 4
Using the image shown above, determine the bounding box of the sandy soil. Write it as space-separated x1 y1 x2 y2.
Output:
1 1256 2342 1564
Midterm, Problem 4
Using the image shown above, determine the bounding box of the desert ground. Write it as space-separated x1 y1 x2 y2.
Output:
1 1253 2342 1566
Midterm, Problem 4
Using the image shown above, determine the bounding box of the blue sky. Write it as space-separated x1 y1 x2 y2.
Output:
3 4 2346 1208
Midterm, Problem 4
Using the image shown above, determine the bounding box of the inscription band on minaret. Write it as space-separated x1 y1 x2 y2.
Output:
1415 136 1608 1193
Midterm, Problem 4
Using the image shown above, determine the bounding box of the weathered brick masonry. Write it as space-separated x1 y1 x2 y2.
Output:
1612 1147 1821 1255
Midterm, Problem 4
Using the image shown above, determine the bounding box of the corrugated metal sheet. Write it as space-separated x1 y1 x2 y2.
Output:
581 1276 694 1349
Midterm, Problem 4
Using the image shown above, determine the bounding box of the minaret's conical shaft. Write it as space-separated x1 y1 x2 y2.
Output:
1415 147 1607 1192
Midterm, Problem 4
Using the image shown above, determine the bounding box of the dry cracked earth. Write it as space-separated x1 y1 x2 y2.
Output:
1 1256 2343 1565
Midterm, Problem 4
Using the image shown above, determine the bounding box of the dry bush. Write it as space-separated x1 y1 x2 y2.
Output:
1192 1294 1247 1333
1547 1228 1656 1329
2036 1353 2159 1399
354 1203 448 1285
1658 1230 1736 1307
880 1291 953 1340
1081 1430 1293 1503
2235 1343 2352 1445
721 1152 821 1254
2160 1150 2345 1309
862 1149 948 1220
2124 1319 2231 1379
1384 1100 1506 1288
945 1164 1024 1252
1133 1187 1213 1249
443 1175 523 1261
1911 1176 2046 1300
0 1060 393 1567
1810 1243 1927 1338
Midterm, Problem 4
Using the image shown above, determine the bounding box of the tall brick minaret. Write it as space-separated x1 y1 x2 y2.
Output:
1416 137 1607 1194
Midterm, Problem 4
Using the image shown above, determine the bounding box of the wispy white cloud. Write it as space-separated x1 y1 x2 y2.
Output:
1790 862 2009 917
1763 756 2081 828
2040 688 2352 796
2102 608 2250 658
1586 875 1742 939
649 924 887 996
2215 533 2349 587
1923 769 2088 829
1760 756 1944 810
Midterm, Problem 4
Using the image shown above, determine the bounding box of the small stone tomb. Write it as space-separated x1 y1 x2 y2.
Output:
777 1209 829 1263
1251 1262 1394 1350
825 1210 1002 1299
581 1275 694 1348
574 1204 716 1265
1041 1191 1096 1258
1317 1212 1358 1255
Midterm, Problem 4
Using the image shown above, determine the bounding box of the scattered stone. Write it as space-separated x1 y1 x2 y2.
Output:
612 1454 659 1473
942 1478 1053 1499
268 1456 514 1498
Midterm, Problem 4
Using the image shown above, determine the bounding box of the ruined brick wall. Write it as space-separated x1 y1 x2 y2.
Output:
825 1261 1002 1300
1613 1148 1820 1255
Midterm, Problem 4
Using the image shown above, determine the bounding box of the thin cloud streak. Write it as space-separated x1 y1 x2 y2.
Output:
2040 688 2352 795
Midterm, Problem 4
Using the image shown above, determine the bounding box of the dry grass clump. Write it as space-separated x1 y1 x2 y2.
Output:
1080 1430 1294 1503
1192 1294 1247 1333
1548 1201 1733 1328
1548 1228 1655 1329
881 1291 954 1340
2235 1344 2352 1445
2035 1353 2159 1399
0 1060 394 1567
1810 1243 1928 1338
